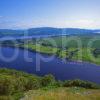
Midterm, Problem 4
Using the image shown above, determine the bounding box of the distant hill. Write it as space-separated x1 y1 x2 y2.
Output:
0 27 100 38
28 27 100 35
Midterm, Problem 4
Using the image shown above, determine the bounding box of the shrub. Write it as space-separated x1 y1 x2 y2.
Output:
41 74 55 87
0 75 15 95
63 79 100 89
0 68 100 100
24 76 41 90
0 69 41 96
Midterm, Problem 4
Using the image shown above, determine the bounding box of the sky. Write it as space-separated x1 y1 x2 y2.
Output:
0 0 100 29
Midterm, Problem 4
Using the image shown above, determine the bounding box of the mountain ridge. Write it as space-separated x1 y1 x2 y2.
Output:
0 27 100 38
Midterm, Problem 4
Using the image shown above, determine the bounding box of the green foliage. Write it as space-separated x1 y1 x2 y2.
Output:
41 74 55 87
0 75 16 95
63 79 100 89
0 96 12 100
0 68 100 100
0 68 41 100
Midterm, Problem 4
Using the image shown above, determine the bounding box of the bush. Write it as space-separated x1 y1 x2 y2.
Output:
0 75 15 95
63 79 100 89
0 68 41 97
41 74 55 87
53 80 63 87
24 76 41 90
0 68 100 100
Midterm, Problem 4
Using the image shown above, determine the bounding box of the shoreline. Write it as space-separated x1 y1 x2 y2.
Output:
0 45 100 66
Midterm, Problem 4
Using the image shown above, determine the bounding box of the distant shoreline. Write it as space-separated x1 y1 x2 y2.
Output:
0 45 100 66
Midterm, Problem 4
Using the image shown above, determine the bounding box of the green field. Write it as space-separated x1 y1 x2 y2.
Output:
1 35 100 65
21 35 100 65
36 35 100 48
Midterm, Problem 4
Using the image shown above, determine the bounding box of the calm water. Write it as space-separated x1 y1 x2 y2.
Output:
0 47 100 84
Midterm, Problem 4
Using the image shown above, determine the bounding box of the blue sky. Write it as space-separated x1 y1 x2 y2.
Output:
0 0 100 29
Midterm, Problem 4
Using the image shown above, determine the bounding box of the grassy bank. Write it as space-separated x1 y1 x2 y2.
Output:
0 68 100 100
22 43 100 65
1 42 100 65
22 87 100 100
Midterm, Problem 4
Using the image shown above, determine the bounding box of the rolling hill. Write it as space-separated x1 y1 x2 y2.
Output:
0 27 100 38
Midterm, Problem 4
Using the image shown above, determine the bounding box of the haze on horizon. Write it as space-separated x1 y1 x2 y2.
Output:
0 0 100 29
